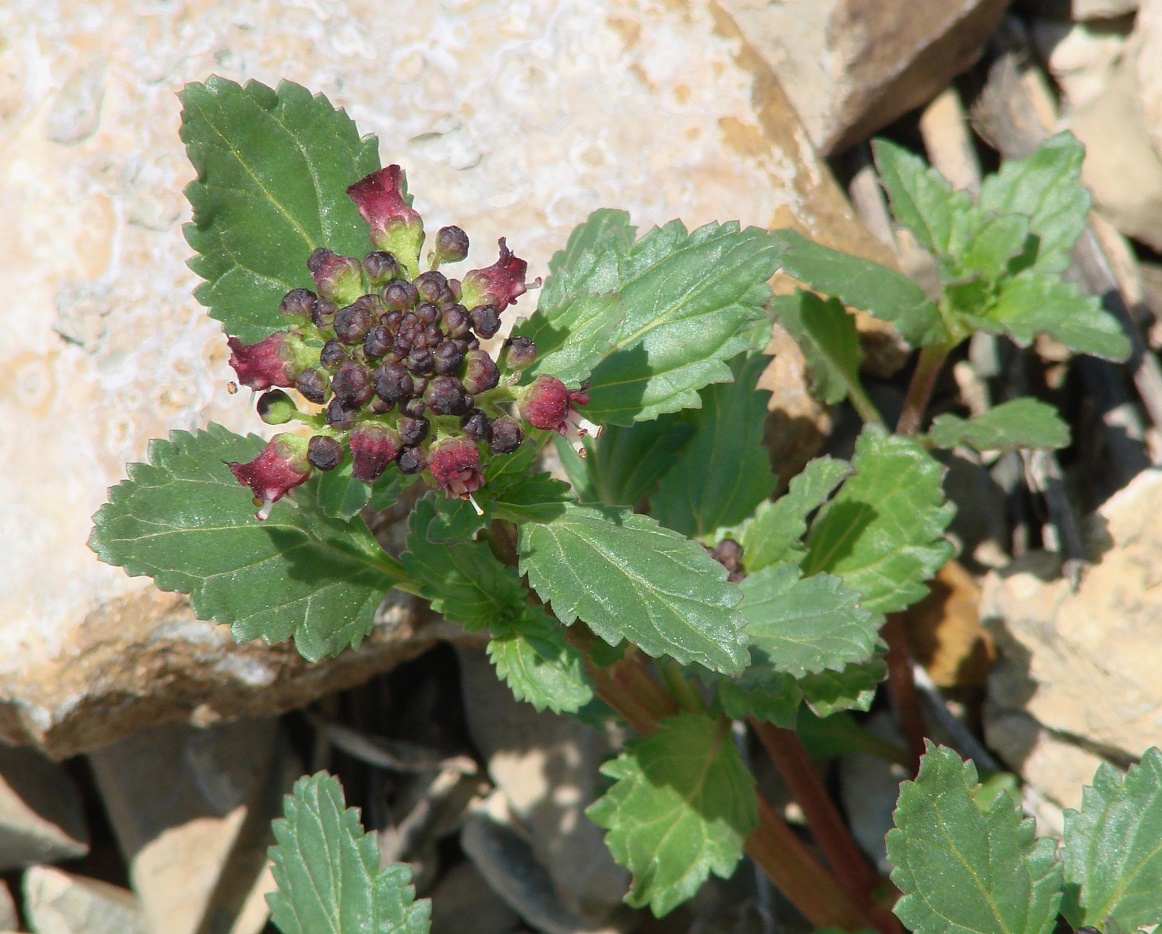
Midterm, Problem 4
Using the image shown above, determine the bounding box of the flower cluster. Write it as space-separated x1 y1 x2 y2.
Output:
225 166 588 518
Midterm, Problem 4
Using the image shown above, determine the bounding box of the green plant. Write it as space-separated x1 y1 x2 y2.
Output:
89 76 1157 933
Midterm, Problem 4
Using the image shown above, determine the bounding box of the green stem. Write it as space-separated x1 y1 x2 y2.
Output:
846 375 885 427
660 659 705 713
896 343 950 437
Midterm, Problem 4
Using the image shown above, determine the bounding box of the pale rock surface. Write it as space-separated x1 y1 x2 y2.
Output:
1138 0 1162 159
1032 16 1133 110
983 469 1162 809
2 0 883 752
22 866 146 934
0 744 88 870
1073 0 1140 18
718 0 1010 154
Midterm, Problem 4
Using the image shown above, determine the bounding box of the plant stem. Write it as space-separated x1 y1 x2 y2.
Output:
750 719 879 907
660 659 705 713
882 615 926 774
847 376 885 427
896 343 950 437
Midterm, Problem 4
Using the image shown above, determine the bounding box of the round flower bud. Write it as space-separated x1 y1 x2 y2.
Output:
461 409 492 443
325 398 357 430
279 288 316 321
363 251 401 287
414 271 449 305
402 398 426 418
424 375 470 416
319 339 348 371
461 350 500 395
428 437 484 499
257 389 298 425
489 416 524 454
433 339 465 376
381 278 418 311
363 324 393 359
307 248 363 305
373 361 413 404
440 303 470 339
331 360 374 408
307 435 344 471
519 374 589 433
295 368 330 405
433 225 470 266
349 424 403 483
334 297 376 345
406 346 435 376
469 304 501 339
398 416 430 446
311 298 338 330
503 336 537 371
398 445 427 474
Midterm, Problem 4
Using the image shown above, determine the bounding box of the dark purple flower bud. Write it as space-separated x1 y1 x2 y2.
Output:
307 435 344 471
346 166 424 275
363 251 401 287
325 398 357 430
227 332 312 390
381 279 418 311
461 409 492 443
460 238 532 312
406 346 435 375
295 368 330 405
398 416 430 446
369 398 392 415
414 271 449 305
319 339 348 371
373 361 413 404
503 336 537 371
428 437 484 499
447 277 462 301
334 297 376 345
307 248 363 305
433 225 469 266
227 433 312 517
311 299 338 330
489 416 524 454
424 375 470 416
414 301 440 327
331 361 374 408
398 445 426 474
469 305 501 339
519 375 589 433
349 424 403 483
440 304 470 338
363 324 393 359
411 375 429 396
402 398 426 418
279 288 317 321
461 350 500 395
257 389 298 425
433 339 465 376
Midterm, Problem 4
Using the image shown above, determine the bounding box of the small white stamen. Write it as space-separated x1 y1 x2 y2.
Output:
255 498 274 521
468 493 484 516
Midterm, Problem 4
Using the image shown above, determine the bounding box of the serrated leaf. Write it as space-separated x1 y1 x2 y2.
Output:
268 773 430 934
740 456 853 572
423 443 543 543
311 458 371 520
771 229 946 347
929 399 1070 452
1062 747 1162 929
517 503 748 674
88 425 402 662
739 564 879 678
950 210 1031 284
772 291 863 405
872 138 973 256
587 713 757 916
181 78 380 342
583 221 782 425
651 354 776 539
887 744 1063 934
538 208 636 307
980 270 1130 362
798 654 887 717
716 675 803 727
803 426 954 615
514 291 624 387
978 132 1090 275
487 606 595 714
402 497 528 631
576 417 694 508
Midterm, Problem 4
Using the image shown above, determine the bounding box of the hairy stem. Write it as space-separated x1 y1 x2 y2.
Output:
751 719 879 907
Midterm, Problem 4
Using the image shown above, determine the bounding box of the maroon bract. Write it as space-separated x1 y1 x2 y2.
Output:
519 374 590 433
428 438 484 499
228 333 309 391
227 433 312 518
346 166 424 272
460 238 532 312
349 424 403 482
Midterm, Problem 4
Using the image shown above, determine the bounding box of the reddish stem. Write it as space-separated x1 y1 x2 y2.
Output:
883 615 926 775
896 343 949 437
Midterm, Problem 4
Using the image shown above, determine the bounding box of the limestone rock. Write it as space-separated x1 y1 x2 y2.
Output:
1138 0 1162 160
719 0 1010 155
1074 0 1140 18
982 469 1162 809
23 867 146 934
1031 16 1133 111
3 0 885 753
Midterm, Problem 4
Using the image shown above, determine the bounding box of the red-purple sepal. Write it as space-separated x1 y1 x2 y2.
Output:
460 238 532 312
428 437 484 499
227 433 312 517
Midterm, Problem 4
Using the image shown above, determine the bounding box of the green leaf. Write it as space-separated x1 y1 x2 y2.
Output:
803 425 954 615
514 291 624 387
716 674 803 727
950 210 1031 284
538 208 636 307
798 654 887 717
575 417 694 508
311 458 371 520
929 399 1070 452
268 773 430 934
872 138 973 256
424 442 544 543
771 291 863 405
740 456 853 572
487 606 595 714
651 354 776 539
978 132 1090 275
402 497 528 631
771 229 945 347
1062 747 1162 929
980 270 1130 362
739 564 879 678
517 503 748 674
88 425 402 662
180 77 380 342
887 744 1063 934
584 221 782 425
587 713 757 916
